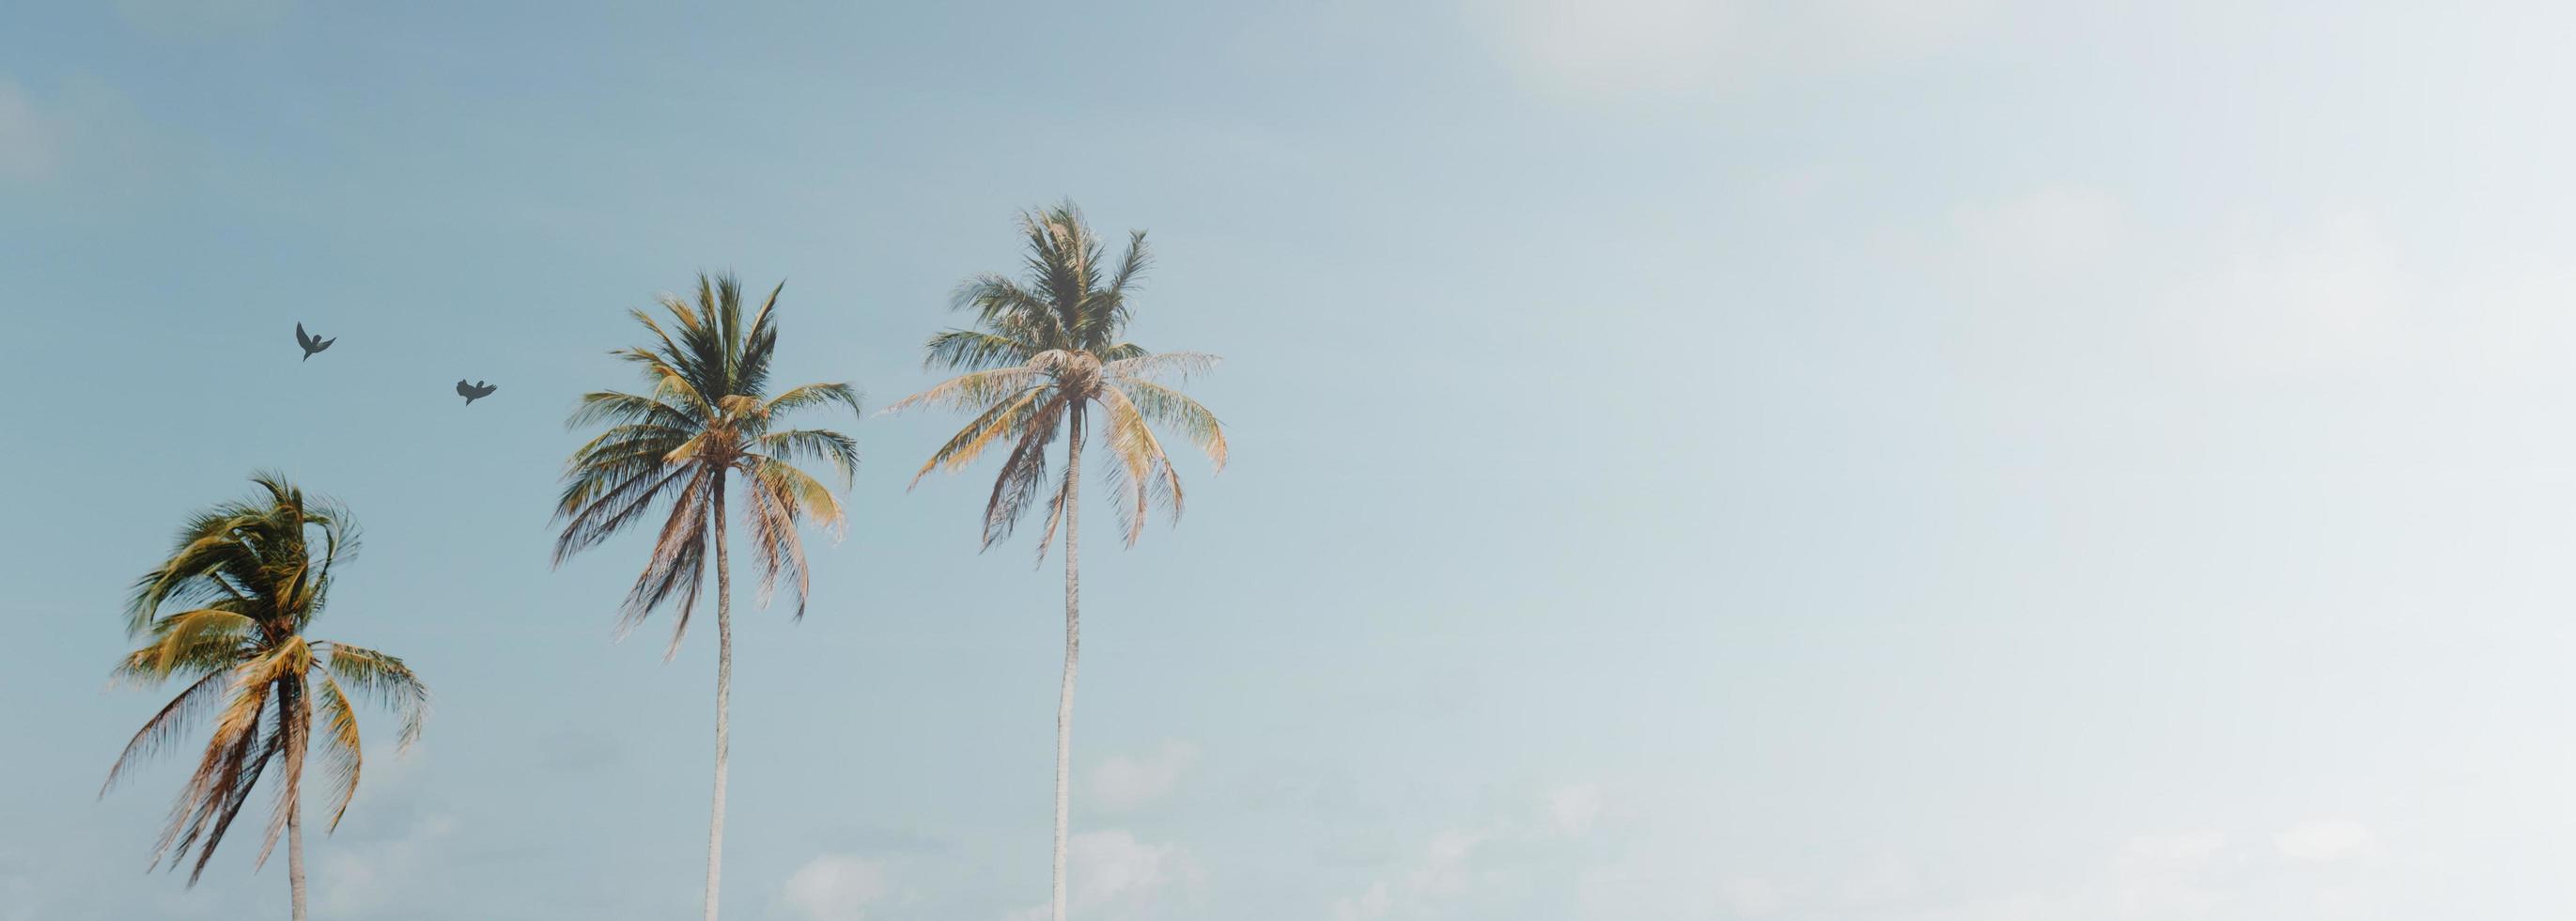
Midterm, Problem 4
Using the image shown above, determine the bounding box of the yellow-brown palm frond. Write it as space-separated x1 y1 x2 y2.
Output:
104 476 427 886
897 202 1226 556
556 272 862 653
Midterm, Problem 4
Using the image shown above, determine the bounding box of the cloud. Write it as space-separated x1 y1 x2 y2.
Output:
0 80 58 182
0 75 162 201
783 853 890 921
113 0 294 39
1717 875 1789 917
1333 831 1484 921
1951 185 2128 281
1091 740 1199 813
317 813 460 917
1659 821 2401 921
1071 829 1191 910
1547 783 1602 837
1003 829 1201 921
2170 211 2411 376
2276 819 2375 865
1336 783 1606 919
1473 0 1997 100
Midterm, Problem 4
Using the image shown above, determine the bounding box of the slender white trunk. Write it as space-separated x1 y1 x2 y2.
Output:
1052 409 1083 921
705 480 733 921
287 799 307 921
287 689 309 921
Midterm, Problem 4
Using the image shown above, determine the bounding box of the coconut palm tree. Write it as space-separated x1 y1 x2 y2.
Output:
887 202 1226 921
101 473 428 921
552 273 861 921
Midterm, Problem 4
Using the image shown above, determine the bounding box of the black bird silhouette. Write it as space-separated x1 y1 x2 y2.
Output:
457 380 497 405
294 322 335 361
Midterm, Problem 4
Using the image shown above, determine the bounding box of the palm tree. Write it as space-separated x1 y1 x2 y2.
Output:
552 273 861 921
101 473 428 921
887 202 1226 921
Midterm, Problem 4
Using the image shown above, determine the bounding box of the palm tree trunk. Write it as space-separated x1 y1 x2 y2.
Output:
287 798 307 921
287 683 309 921
705 476 733 921
1052 409 1083 921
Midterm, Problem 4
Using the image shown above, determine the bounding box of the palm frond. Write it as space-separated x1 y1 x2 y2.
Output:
753 429 861 484
625 469 714 658
882 367 1046 415
318 642 428 752
142 610 259 679
101 668 234 795
980 395 1068 550
763 382 863 421
1093 384 1183 544
1110 378 1229 471
308 670 365 831
908 385 1050 487
923 328 1037 372
1103 351 1219 384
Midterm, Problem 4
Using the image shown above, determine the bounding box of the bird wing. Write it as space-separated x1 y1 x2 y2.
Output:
474 383 497 397
296 323 314 350
316 336 334 351
457 380 471 396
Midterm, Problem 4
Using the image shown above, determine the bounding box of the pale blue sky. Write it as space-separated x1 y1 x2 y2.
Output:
8 1 2576 918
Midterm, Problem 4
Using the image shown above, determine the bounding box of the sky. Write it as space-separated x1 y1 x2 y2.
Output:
6 0 2576 918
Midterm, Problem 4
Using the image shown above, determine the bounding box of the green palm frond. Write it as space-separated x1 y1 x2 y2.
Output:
318 642 428 751
105 476 426 887
556 272 861 650
752 429 861 483
898 202 1225 556
764 382 864 419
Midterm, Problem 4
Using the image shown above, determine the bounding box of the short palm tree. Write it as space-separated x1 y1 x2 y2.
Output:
553 273 861 921
101 473 428 921
887 202 1226 921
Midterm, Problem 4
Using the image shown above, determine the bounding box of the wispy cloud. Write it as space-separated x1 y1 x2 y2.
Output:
1091 740 1200 813
0 80 59 183
1470 0 1999 101
1002 829 1202 921
1334 781 1609 919
113 0 295 39
783 853 891 921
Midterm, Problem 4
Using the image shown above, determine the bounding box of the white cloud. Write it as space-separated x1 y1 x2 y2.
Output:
1718 875 1789 917
1952 185 2127 279
0 80 57 182
113 0 295 38
317 813 459 917
1337 782 1620 918
2276 819 2375 865
2106 831 2231 917
1091 740 1199 813
783 853 890 921
1481 0 1737 97
1332 831 1484 921
1071 829 1186 909
1547 783 1603 837
1004 829 1200 921
2171 211 2410 376
1474 0 1996 100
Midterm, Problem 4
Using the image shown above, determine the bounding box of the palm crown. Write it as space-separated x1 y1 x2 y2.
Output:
889 202 1227 551
552 273 862 651
102 474 427 884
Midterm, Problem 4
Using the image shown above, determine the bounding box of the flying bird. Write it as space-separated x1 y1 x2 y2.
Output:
457 380 497 405
294 323 335 361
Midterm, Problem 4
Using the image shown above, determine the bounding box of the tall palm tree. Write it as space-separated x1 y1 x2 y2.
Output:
552 273 861 921
887 202 1226 921
101 473 428 921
